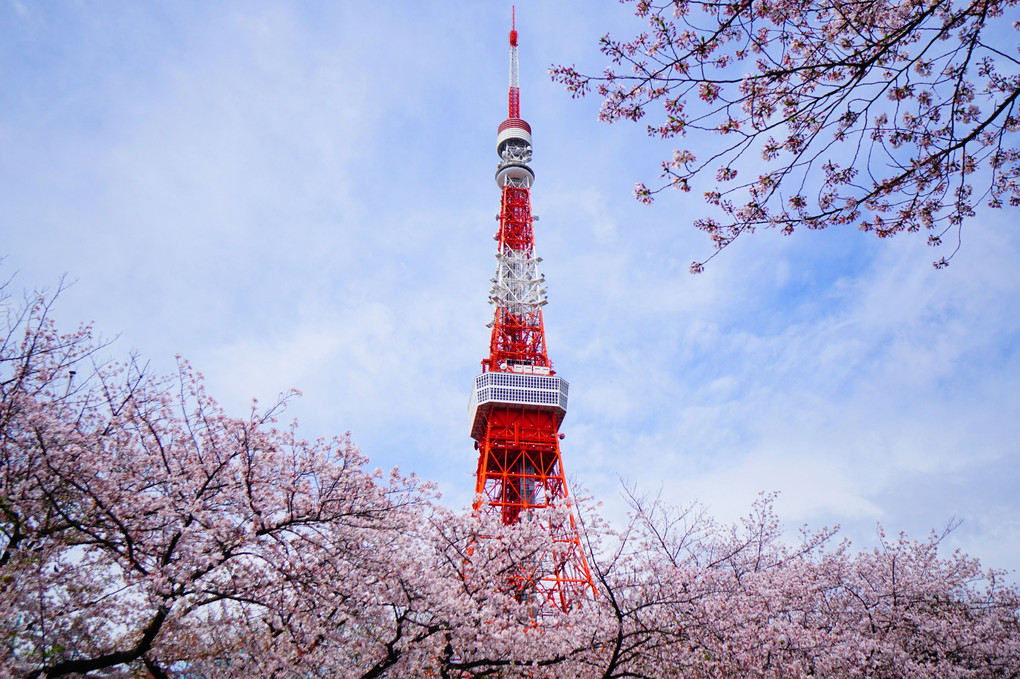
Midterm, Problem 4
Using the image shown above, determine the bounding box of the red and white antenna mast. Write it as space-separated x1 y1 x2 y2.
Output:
467 10 595 614
508 7 520 118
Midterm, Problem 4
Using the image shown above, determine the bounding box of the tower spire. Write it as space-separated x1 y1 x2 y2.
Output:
467 13 595 616
508 6 520 118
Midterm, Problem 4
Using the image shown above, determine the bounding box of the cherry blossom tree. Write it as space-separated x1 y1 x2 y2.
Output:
0 284 585 678
0 286 458 677
552 0 1020 271
572 489 1020 677
2 283 1018 677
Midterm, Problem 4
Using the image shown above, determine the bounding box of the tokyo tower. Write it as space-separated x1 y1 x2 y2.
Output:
467 12 595 613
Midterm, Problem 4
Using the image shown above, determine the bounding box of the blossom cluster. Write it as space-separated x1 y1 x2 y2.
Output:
551 0 1020 270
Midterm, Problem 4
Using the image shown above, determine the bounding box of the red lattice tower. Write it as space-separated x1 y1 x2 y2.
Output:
467 12 595 614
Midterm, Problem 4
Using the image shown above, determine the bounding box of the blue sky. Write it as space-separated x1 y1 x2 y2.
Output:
3 1 1019 575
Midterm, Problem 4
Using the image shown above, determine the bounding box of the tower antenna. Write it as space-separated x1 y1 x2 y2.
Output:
508 6 520 118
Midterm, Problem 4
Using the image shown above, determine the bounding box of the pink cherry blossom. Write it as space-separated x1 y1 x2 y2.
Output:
3 285 1018 677
551 0 1020 270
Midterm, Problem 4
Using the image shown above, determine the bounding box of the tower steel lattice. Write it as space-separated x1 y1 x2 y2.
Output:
467 12 595 614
